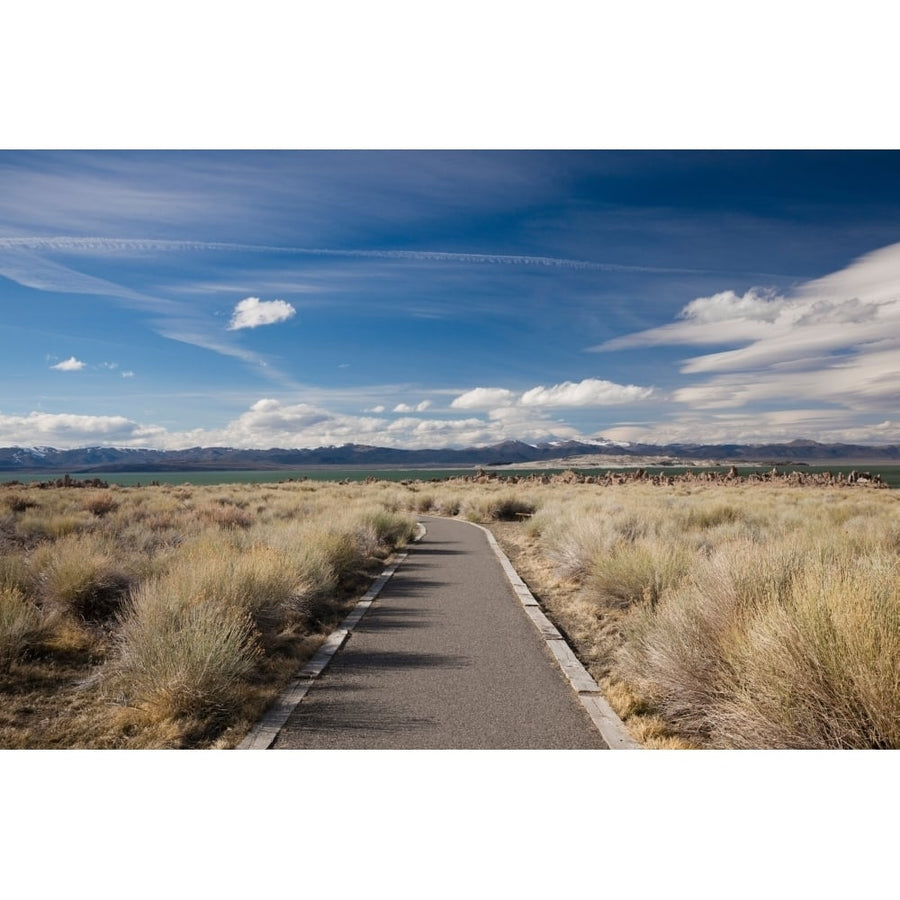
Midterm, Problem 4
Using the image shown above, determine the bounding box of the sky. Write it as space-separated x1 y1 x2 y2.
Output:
3 149 900 451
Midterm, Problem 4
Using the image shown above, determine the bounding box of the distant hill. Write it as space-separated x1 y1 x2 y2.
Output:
1 438 899 474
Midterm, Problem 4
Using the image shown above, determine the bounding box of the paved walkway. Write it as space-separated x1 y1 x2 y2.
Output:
272 516 607 749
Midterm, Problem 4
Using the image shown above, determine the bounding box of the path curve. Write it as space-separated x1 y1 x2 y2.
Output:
269 515 611 749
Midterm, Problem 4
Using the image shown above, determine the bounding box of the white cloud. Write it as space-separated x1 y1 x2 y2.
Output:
450 387 517 409
0 412 159 446
6 388 900 453
520 378 654 407
591 241 900 426
50 356 86 371
680 289 787 324
451 379 654 411
393 401 432 413
593 289 788 353
121 370 135 378
599 410 900 447
227 297 296 330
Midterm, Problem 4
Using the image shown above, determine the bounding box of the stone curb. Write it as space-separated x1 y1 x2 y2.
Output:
468 520 641 750
237 524 425 750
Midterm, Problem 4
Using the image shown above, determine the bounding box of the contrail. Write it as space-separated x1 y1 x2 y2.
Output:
0 236 712 276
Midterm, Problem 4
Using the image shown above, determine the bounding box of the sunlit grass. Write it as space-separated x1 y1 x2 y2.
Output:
0 480 417 748
477 480 900 748
2 474 895 749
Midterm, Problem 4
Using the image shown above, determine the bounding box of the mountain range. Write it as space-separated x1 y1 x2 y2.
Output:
2 439 899 474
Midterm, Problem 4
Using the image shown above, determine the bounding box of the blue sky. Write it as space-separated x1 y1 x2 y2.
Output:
2 150 900 450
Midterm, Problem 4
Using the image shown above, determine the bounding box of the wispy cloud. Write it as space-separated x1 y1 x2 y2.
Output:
50 356 86 371
227 297 296 330
0 236 713 276
0 245 180 313
592 242 900 417
600 411 900 447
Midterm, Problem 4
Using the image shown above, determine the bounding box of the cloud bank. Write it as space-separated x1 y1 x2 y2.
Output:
0 396 580 451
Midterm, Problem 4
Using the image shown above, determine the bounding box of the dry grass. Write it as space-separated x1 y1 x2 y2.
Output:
478 481 900 748
462 491 537 523
0 584 45 671
618 541 900 747
110 580 262 726
3 475 895 749
0 480 417 748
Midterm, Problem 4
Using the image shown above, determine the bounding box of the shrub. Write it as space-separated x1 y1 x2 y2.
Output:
16 513 90 542
201 504 253 529
83 492 119 517
3 493 37 513
112 581 261 722
682 504 744 530
542 514 617 579
590 540 691 608
710 552 900 748
432 494 461 517
615 540 900 748
462 492 536 523
0 584 45 670
32 534 131 622
0 553 30 594
355 509 417 556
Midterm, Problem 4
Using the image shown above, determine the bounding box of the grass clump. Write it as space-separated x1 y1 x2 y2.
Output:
590 541 691 608
111 580 261 726
3 492 38 513
462 492 536 523
201 503 254 529
31 533 132 623
682 503 744 530
616 539 900 748
83 492 119 518
0 585 45 671
355 509 417 556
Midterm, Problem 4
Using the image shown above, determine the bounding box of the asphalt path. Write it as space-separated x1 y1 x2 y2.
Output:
272 515 607 749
